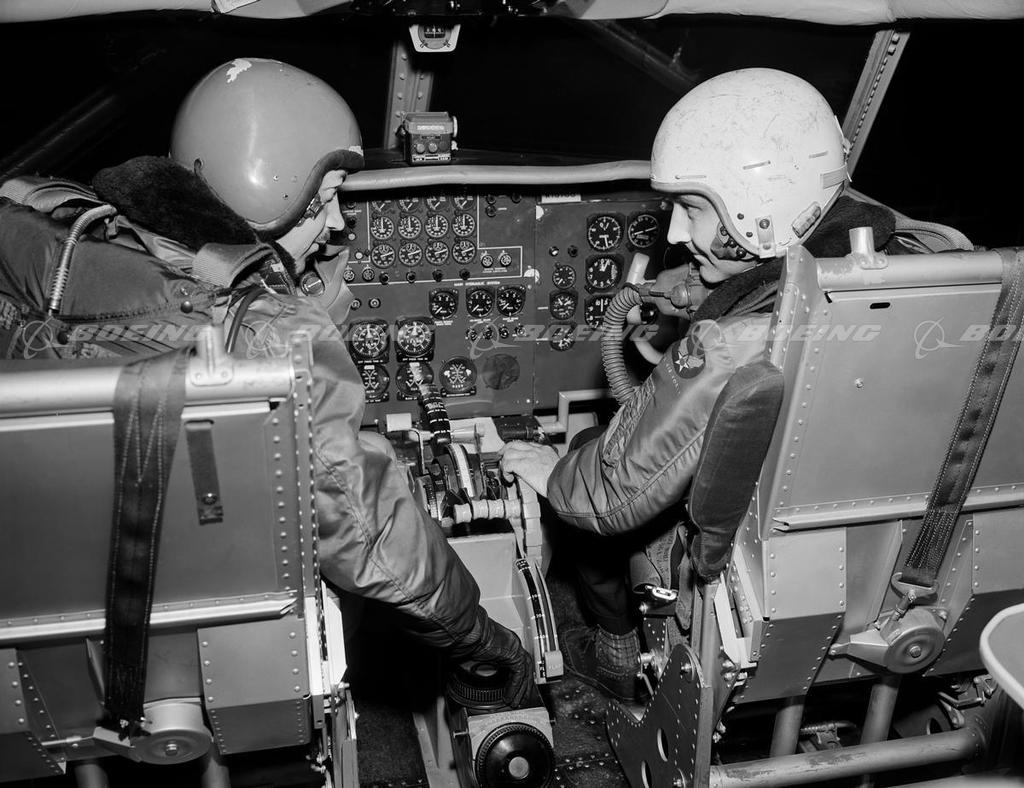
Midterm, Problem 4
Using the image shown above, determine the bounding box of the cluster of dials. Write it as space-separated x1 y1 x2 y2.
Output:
546 211 661 351
427 284 525 320
367 195 479 269
349 317 478 401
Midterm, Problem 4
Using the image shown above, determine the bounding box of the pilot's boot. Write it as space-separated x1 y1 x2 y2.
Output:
562 626 648 704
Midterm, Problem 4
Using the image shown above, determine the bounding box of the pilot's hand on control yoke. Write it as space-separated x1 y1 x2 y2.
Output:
499 441 559 497
452 607 533 708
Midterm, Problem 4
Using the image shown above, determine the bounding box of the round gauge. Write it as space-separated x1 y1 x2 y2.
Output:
549 323 577 352
425 213 450 238
440 357 477 395
359 363 390 399
398 214 423 239
453 195 475 211
396 319 434 357
398 197 420 212
586 214 624 251
497 251 513 268
425 240 449 266
429 288 458 320
452 239 477 265
549 290 578 320
396 362 434 398
370 200 391 212
369 215 394 241
585 256 623 291
370 243 396 269
584 294 614 328
627 213 661 249
552 265 576 289
452 212 476 237
466 287 495 318
350 321 389 359
425 196 447 211
496 286 526 317
398 242 423 267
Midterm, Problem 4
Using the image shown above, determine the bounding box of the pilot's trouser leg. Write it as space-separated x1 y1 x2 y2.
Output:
558 427 645 702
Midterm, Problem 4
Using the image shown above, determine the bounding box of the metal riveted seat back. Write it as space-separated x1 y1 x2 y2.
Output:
728 243 1024 704
0 332 342 782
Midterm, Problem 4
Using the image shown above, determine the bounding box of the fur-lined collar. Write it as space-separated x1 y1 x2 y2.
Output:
92 156 257 253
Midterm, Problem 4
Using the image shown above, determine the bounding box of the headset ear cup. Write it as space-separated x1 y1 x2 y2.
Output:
170 58 364 237
650 67 848 258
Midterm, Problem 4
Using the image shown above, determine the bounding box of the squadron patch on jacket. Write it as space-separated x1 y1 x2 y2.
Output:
674 332 706 379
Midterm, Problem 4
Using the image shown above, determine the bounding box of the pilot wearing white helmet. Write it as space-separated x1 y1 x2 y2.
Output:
501 68 903 703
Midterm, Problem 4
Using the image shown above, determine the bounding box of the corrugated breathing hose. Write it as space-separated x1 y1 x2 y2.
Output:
46 203 118 314
601 285 644 406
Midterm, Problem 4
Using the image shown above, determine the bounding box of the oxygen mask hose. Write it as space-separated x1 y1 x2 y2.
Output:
47 204 117 315
600 284 645 406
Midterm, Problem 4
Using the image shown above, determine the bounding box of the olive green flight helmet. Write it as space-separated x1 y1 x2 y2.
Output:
171 58 364 238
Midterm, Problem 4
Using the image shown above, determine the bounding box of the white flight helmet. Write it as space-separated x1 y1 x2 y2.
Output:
651 68 850 259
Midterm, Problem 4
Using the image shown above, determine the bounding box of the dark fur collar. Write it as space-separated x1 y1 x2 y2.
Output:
91 156 258 253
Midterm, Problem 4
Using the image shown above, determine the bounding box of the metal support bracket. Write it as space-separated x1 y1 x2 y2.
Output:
384 36 435 148
608 644 713 788
842 28 910 175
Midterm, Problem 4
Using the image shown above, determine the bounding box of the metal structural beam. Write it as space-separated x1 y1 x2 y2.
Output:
383 35 435 149
842 27 910 176
581 20 700 96
711 725 982 788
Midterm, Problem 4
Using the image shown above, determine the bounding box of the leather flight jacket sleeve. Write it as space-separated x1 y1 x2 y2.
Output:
545 315 770 535
240 296 485 649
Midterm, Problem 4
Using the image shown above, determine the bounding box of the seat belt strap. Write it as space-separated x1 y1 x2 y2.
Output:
101 349 190 739
902 249 1024 589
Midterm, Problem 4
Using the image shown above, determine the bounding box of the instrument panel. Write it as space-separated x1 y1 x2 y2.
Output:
336 186 673 426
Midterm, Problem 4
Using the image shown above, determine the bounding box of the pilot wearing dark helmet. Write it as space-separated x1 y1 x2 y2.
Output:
501 68 908 703
0 58 532 708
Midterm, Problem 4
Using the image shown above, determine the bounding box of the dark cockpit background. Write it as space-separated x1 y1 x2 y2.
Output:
0 14 1021 249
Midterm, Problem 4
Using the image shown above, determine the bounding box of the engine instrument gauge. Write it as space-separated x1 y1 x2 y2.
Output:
425 213 450 238
627 213 661 249
369 215 394 240
586 214 623 251
398 242 423 267
496 285 526 316
549 322 577 352
370 200 391 212
440 357 477 395
452 212 476 237
349 321 389 360
429 288 458 319
425 240 449 266
552 265 576 289
396 318 434 358
465 287 495 317
370 243 396 268
398 214 423 239
425 196 447 211
453 195 476 211
398 197 420 212
396 362 434 399
359 363 390 400
549 290 578 320
584 255 623 291
584 294 614 328
452 239 477 265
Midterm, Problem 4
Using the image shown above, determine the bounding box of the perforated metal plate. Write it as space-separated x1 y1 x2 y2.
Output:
607 644 711 788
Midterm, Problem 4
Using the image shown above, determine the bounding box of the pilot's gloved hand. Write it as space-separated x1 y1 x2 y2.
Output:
499 440 560 497
450 606 534 708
